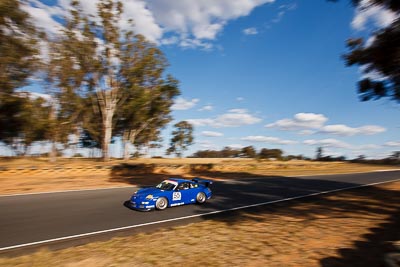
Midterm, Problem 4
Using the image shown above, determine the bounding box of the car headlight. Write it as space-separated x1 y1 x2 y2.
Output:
145 194 153 200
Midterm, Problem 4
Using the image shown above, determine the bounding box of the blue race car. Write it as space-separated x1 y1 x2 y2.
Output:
128 178 213 211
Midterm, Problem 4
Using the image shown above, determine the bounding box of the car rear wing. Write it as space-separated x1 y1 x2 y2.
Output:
192 178 213 187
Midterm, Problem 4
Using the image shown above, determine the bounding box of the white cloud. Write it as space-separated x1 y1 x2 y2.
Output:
271 11 285 23
267 113 385 137
351 125 386 135
351 0 398 31
266 113 328 131
171 97 199 110
187 110 261 127
186 118 215 127
228 144 245 149
385 141 400 147
228 108 248 114
120 0 163 43
21 2 64 37
358 144 381 150
320 124 357 136
268 3 296 25
147 0 275 44
197 140 215 149
26 0 277 49
214 112 261 127
320 124 386 136
303 139 352 149
198 105 213 111
160 36 179 45
179 37 213 50
236 97 245 101
241 135 297 145
243 27 258 35
299 130 316 135
201 131 224 137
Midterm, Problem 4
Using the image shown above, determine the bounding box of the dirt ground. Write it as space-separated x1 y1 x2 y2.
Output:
0 180 399 267
0 158 398 195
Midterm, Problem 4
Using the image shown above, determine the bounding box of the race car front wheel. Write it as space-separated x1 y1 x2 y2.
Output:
155 197 168 210
196 192 206 204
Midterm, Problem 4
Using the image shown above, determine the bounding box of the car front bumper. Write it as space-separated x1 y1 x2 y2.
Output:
127 199 156 211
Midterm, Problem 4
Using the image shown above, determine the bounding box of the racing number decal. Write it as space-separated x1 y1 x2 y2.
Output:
173 192 181 201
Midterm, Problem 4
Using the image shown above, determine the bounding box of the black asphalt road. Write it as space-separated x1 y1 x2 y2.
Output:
0 170 399 251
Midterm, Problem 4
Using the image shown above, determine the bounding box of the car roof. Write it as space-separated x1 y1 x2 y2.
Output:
168 178 192 183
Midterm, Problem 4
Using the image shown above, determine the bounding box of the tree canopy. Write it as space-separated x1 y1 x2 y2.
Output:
343 0 400 103
167 121 194 157
0 0 39 144
0 0 37 95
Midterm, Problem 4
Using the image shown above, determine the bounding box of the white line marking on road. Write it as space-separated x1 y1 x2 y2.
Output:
292 169 400 177
375 169 400 172
1 177 400 252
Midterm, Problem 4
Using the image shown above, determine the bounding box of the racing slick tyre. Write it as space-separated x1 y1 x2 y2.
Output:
196 192 206 204
155 197 168 210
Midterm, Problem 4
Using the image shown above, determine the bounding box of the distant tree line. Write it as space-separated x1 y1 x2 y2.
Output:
191 146 400 165
315 147 400 165
349 151 400 165
190 146 308 160
0 0 193 161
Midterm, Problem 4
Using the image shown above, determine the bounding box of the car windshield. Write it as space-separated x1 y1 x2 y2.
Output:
156 181 176 191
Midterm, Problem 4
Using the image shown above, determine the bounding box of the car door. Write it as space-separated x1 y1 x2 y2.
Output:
180 182 199 204
172 182 195 205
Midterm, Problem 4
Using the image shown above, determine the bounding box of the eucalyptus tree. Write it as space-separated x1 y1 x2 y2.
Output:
258 148 283 160
0 0 37 95
47 0 179 161
115 49 180 159
19 95 52 155
0 0 38 144
0 93 52 156
241 146 256 158
316 146 323 160
342 0 400 103
166 121 194 158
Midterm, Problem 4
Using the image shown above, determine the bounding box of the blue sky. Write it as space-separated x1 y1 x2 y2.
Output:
21 0 400 159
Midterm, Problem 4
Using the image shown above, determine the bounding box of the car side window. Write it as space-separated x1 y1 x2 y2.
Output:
178 182 190 190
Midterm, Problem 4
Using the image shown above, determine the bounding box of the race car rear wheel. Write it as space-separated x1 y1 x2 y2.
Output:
155 197 168 210
196 192 206 204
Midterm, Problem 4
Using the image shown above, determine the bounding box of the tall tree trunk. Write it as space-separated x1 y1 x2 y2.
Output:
49 141 57 163
102 108 114 161
123 140 130 160
122 119 154 160
123 129 137 160
97 89 118 162
49 102 57 162
122 130 130 160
